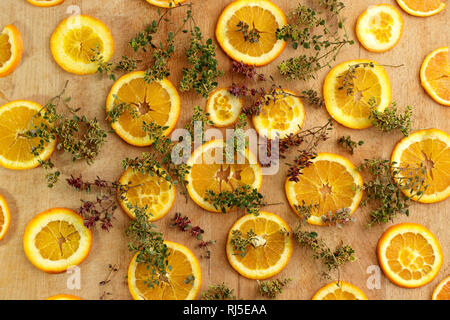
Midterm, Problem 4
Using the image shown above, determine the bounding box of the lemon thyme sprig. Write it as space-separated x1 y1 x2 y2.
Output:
295 201 354 227
106 95 139 124
257 278 292 299
126 204 171 288
337 136 364 154
129 3 223 98
229 229 259 257
276 1 354 81
170 213 216 258
201 283 240 300
90 48 141 81
368 98 413 136
22 81 107 187
357 159 428 227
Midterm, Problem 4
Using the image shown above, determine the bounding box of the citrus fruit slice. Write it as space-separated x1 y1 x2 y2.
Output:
26 0 64 7
106 71 180 147
0 100 57 170
391 128 450 203
186 139 262 212
420 47 450 106
145 0 186 8
206 87 243 127
377 223 443 288
285 153 363 226
0 193 11 241
51 15 114 75
312 281 368 300
396 0 446 17
215 0 287 66
432 276 450 300
46 294 82 300
0 24 23 77
118 167 176 222
356 4 403 53
23 208 92 273
226 211 293 279
252 89 306 140
323 59 391 129
128 241 201 300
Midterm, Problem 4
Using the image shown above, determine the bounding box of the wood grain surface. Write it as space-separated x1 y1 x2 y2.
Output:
0 0 448 300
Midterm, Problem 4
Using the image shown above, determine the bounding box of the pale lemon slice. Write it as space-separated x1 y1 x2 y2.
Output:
206 87 243 127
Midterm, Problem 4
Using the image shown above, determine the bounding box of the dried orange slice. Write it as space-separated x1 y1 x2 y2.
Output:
215 0 287 66
0 193 11 241
46 294 82 300
391 128 450 203
128 241 201 300
420 47 450 106
226 211 293 279
323 59 392 129
312 281 368 300
377 223 443 288
356 4 403 53
23 208 92 273
206 87 243 127
106 71 180 147
186 139 262 212
145 0 186 8
432 276 450 300
396 0 446 17
118 167 176 222
252 89 305 140
285 153 363 226
26 0 64 7
0 100 57 170
0 24 23 77
51 15 114 75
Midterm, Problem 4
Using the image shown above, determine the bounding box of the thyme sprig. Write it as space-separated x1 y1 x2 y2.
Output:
91 48 141 81
126 205 170 289
369 99 413 136
201 283 239 300
257 278 292 299
337 136 364 154
294 201 353 227
236 21 261 43
357 159 428 226
170 213 216 258
229 229 259 258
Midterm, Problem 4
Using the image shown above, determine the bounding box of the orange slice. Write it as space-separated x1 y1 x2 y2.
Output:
0 24 23 77
226 211 293 279
356 4 404 53
46 294 82 300
106 71 180 147
0 100 57 170
51 15 114 75
128 241 201 300
432 276 450 300
377 223 443 288
215 0 287 66
145 0 186 8
323 59 392 129
285 153 363 226
206 87 243 127
391 128 450 203
118 167 176 222
186 139 262 212
26 0 64 7
23 208 92 273
420 47 450 106
312 281 368 300
252 89 305 140
0 193 11 241
396 0 446 17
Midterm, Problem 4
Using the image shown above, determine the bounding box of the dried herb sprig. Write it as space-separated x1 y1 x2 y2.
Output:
337 136 364 154
91 48 141 81
99 264 119 286
229 229 259 258
170 213 216 258
201 283 239 300
184 106 213 144
257 278 292 299
294 201 353 227
126 205 170 289
236 21 261 43
357 159 427 226
106 95 139 124
204 185 265 216
369 99 413 136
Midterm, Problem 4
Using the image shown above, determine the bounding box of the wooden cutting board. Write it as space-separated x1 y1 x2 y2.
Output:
0 0 448 300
